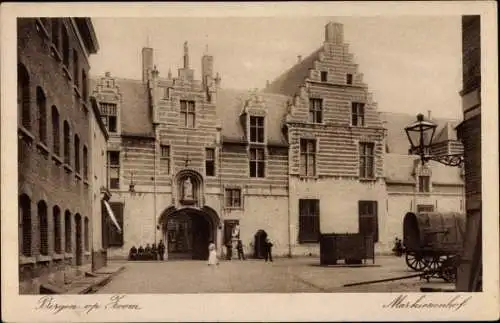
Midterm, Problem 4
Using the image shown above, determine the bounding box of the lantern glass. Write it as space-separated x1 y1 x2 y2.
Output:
404 114 437 156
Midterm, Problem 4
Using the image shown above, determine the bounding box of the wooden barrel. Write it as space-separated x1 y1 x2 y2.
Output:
403 211 466 254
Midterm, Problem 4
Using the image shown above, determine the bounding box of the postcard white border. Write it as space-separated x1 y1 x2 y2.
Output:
1 1 498 322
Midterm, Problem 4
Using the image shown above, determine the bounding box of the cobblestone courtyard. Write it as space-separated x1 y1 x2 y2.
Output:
96 256 452 293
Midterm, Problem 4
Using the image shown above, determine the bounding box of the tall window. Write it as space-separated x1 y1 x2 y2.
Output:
36 87 47 145
100 103 117 133
160 145 170 174
300 139 316 177
83 146 88 180
53 206 62 254
63 121 70 165
74 134 80 173
51 106 60 155
320 71 328 82
107 151 120 189
359 142 375 179
346 73 353 85
180 100 195 128
73 49 79 87
38 201 48 256
309 98 323 123
19 194 32 257
299 199 320 243
64 210 71 253
51 18 60 50
205 148 215 176
351 102 365 126
249 116 265 143
358 201 378 242
18 64 31 130
249 148 265 178
417 204 434 213
162 87 170 99
418 175 430 193
82 70 88 102
225 188 241 208
84 217 89 251
62 26 69 67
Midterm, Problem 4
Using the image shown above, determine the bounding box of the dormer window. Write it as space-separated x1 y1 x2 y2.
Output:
320 71 328 82
309 98 323 123
249 116 264 143
100 102 118 133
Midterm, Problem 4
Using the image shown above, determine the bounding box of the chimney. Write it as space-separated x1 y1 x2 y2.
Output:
202 48 214 88
183 41 189 69
297 55 302 63
325 22 344 44
427 110 432 120
142 47 153 84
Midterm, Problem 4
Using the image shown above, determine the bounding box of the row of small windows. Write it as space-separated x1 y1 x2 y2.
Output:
308 98 366 126
319 71 354 85
19 194 89 258
18 64 89 179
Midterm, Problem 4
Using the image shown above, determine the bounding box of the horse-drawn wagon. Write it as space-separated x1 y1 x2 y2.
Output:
403 211 466 282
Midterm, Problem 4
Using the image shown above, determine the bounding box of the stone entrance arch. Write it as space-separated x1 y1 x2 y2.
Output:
158 205 220 260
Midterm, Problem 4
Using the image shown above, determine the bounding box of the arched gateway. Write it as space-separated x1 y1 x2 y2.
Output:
157 169 220 260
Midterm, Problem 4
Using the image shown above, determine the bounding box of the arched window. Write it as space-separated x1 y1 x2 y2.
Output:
19 194 32 257
63 121 70 165
73 49 79 87
53 206 62 253
84 217 89 251
36 87 47 145
51 106 60 155
17 64 31 130
51 18 60 50
74 134 80 173
83 145 88 180
64 210 71 252
62 25 69 67
38 201 48 255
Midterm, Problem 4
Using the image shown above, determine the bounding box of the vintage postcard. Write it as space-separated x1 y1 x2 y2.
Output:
1 1 498 322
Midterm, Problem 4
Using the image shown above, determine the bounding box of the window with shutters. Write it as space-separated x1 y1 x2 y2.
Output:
37 87 47 145
359 142 375 179
19 194 32 257
107 151 120 189
18 64 31 130
74 134 80 174
107 202 124 247
160 145 170 175
64 210 72 252
249 147 265 178
300 139 316 177
38 201 49 256
358 200 378 242
53 206 62 254
100 103 117 133
418 175 430 193
417 204 434 213
205 148 215 176
299 199 320 243
225 188 241 208
63 121 70 165
84 217 89 251
180 100 195 128
249 116 265 143
52 106 60 155
83 145 88 180
351 102 365 126
309 98 323 123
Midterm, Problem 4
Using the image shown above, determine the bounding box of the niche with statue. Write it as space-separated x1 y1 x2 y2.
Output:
176 171 203 207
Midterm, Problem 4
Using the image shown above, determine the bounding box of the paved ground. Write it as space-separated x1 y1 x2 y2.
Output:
96 256 453 293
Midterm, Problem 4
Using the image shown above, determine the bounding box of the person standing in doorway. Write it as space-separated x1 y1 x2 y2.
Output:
225 241 233 260
264 237 273 262
208 241 219 266
237 239 245 260
158 239 165 261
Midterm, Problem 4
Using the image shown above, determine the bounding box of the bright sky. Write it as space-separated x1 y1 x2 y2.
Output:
89 16 463 120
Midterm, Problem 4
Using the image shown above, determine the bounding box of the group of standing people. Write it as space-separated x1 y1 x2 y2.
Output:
128 240 166 261
207 237 274 266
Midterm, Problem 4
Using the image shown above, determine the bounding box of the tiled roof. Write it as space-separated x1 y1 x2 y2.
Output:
263 47 323 96
216 89 290 146
379 112 462 155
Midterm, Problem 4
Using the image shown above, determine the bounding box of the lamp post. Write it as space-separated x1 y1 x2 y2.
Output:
404 113 463 167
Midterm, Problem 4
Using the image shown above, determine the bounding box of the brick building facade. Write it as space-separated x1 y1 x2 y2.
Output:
90 22 464 260
17 18 100 294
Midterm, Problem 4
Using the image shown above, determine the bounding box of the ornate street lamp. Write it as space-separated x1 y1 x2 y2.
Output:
404 113 463 167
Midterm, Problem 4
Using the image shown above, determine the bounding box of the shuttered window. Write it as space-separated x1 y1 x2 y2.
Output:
64 211 72 252
52 106 60 155
358 200 378 242
299 199 320 243
38 201 49 256
53 206 62 253
37 87 47 145
107 202 124 247
19 194 32 257
18 64 31 130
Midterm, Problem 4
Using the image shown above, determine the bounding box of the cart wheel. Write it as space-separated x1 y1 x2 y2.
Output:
425 256 445 272
440 256 458 283
405 252 428 271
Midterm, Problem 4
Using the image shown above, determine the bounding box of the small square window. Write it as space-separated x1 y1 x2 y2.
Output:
320 71 328 82
346 73 353 85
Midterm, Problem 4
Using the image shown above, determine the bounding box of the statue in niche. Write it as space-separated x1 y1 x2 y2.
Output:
183 177 193 200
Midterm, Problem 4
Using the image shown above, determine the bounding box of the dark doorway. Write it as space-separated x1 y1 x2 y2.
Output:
191 215 210 260
75 214 82 266
253 229 268 259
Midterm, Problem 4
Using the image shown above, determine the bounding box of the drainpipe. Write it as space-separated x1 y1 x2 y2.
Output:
153 124 157 246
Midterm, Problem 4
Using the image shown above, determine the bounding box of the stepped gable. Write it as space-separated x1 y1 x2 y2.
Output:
216 88 290 146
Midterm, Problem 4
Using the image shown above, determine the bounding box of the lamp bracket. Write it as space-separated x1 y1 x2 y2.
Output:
424 154 464 167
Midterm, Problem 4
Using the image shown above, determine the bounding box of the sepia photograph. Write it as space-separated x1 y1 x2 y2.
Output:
1 2 498 322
